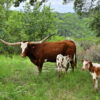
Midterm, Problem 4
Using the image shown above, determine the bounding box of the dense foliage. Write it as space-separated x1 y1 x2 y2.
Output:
14 0 47 7
57 13 94 38
74 0 100 36
89 12 100 36
0 1 58 54
74 0 100 15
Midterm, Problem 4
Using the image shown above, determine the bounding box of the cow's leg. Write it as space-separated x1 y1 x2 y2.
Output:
65 63 69 72
37 59 44 73
38 66 42 73
70 60 74 72
94 78 98 89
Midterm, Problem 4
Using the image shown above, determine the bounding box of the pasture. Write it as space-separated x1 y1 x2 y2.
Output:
0 55 100 100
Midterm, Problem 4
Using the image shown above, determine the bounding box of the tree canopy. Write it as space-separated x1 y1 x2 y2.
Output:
74 0 100 15
14 0 74 7
74 0 100 36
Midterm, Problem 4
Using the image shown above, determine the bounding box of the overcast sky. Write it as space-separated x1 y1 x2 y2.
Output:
10 0 74 13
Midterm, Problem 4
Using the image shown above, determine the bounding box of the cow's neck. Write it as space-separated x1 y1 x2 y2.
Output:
27 44 41 65
27 47 37 59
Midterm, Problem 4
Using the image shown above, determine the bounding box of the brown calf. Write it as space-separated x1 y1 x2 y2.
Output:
82 60 100 89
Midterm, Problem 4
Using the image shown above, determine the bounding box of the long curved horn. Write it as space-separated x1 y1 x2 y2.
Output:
28 41 42 44
0 39 21 45
41 34 54 43
29 34 54 44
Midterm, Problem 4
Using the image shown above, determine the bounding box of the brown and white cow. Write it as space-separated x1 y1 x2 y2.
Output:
56 54 72 77
82 60 100 89
0 34 77 73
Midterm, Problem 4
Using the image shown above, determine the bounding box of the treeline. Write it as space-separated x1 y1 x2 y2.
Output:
57 13 95 38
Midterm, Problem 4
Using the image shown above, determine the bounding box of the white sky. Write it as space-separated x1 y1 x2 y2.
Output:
10 0 74 13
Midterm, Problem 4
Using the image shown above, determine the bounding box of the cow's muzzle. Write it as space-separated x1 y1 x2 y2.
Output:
21 54 26 57
82 68 85 71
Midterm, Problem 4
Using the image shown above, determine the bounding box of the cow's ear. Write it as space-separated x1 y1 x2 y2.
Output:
88 61 92 66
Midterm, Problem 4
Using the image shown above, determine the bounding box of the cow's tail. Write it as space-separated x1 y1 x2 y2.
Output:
74 49 77 68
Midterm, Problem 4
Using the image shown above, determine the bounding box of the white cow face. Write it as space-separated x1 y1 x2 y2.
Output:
82 60 90 70
20 42 28 57
56 54 64 67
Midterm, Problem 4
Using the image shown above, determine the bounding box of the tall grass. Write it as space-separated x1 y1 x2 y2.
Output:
0 55 100 100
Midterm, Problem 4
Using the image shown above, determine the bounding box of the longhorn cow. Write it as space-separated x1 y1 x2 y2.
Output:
0 35 77 72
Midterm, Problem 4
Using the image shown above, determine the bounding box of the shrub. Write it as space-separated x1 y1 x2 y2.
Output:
85 45 100 62
74 38 100 63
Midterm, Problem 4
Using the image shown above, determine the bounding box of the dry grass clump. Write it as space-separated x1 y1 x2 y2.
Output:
77 40 100 62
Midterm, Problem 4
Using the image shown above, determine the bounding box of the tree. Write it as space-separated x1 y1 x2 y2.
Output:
74 0 100 15
14 0 47 7
21 2 58 41
74 0 100 36
0 1 58 54
14 0 74 7
89 12 100 36
0 0 13 38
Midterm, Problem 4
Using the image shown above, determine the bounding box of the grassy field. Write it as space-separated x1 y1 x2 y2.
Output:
0 55 100 100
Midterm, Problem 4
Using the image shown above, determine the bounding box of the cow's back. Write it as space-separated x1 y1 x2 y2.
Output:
63 40 76 56
40 40 76 62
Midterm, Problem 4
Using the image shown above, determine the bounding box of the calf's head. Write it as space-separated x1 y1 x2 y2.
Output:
56 54 72 67
56 54 64 67
82 60 92 70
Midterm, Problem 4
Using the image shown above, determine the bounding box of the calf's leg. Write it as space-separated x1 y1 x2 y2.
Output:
58 67 62 78
93 78 98 89
65 63 69 72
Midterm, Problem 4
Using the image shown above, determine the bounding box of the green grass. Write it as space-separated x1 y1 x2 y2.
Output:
0 55 100 100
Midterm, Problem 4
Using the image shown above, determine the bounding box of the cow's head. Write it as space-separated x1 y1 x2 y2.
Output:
0 34 54 57
82 60 92 71
20 42 28 57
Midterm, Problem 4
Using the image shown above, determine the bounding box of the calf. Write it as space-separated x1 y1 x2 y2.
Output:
82 60 100 89
56 54 71 77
